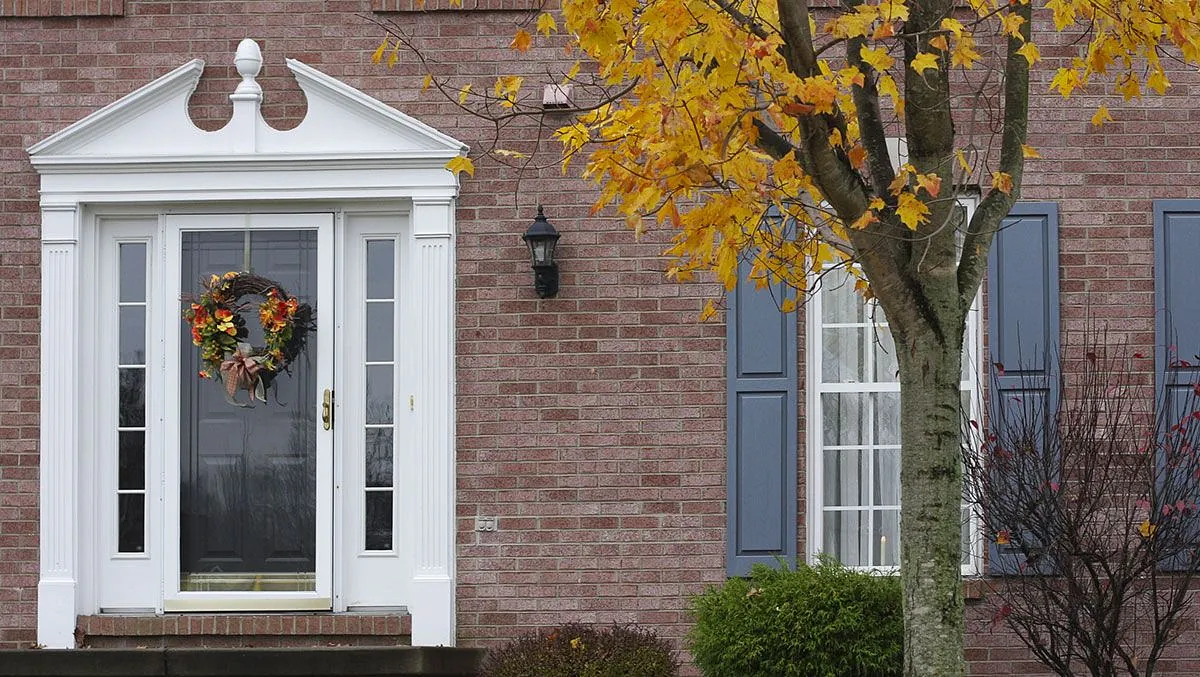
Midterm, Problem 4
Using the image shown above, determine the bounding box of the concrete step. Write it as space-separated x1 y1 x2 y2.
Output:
0 646 484 677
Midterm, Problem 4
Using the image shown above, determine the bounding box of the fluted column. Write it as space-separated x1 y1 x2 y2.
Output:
38 204 80 649
408 197 456 646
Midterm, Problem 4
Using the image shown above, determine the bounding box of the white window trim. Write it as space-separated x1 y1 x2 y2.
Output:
805 198 984 575
29 40 465 648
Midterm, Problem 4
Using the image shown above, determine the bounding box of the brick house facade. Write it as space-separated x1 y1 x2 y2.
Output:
1 2 1198 675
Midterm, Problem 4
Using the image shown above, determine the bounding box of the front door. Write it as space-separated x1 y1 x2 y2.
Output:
166 214 334 610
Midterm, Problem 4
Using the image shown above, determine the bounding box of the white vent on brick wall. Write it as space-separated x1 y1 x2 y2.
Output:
542 83 572 110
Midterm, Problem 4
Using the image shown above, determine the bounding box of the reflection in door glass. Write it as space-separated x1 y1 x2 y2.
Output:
117 243 147 554
179 230 318 592
364 239 395 551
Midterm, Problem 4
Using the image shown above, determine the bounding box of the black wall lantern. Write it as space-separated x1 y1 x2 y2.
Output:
522 206 561 298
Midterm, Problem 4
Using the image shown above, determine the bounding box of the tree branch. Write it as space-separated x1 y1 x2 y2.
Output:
956 1 1031 315
842 0 897 196
707 0 770 39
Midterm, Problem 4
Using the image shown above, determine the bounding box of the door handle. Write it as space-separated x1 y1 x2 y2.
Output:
322 388 334 430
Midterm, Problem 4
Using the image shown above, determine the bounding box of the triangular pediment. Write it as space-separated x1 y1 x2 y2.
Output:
28 41 467 165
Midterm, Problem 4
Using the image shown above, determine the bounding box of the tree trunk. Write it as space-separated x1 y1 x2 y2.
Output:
897 323 967 677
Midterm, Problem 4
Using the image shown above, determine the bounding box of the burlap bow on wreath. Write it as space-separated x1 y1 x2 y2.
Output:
183 272 315 406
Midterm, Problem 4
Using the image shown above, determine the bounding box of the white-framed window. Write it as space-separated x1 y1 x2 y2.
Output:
806 202 982 573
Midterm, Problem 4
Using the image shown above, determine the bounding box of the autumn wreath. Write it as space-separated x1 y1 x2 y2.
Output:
183 271 315 404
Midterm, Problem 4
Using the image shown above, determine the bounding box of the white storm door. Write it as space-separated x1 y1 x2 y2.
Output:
163 213 334 611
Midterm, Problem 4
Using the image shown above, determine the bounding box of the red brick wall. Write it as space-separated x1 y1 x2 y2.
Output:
2 2 1200 675
0 0 122 15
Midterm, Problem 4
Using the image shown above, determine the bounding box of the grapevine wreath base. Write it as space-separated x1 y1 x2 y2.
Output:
183 272 315 406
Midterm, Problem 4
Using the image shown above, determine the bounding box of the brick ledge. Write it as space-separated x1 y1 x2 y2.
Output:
77 613 412 648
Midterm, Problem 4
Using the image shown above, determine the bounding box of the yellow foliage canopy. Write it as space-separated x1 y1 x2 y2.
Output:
444 0 1200 294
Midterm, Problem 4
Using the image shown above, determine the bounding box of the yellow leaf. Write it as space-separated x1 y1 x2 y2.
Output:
850 210 878 229
1091 105 1113 127
877 0 909 21
536 12 558 36
449 0 462 6
869 197 886 211
780 298 797 313
1139 519 1157 538
1016 42 1040 65
494 148 530 159
422 73 433 92
859 45 895 72
877 74 899 102
445 155 475 178
991 171 1013 195
1050 67 1082 98
895 192 930 229
1148 69 1170 95
387 45 399 68
458 83 472 105
510 29 533 53
950 38 982 69
1021 144 1040 158
910 52 940 75
1000 12 1025 39
929 35 948 52
371 40 387 65
955 149 971 174
848 145 867 169
915 172 941 197
565 61 581 82
996 530 1011 545
940 17 964 37
699 300 718 321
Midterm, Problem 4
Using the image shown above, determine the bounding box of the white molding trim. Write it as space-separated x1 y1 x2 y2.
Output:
30 40 463 649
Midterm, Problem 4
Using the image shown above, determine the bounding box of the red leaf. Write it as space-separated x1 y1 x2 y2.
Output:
992 603 1014 628
1134 352 1146 359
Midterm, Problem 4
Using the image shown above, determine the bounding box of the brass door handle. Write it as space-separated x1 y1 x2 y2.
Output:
322 388 333 430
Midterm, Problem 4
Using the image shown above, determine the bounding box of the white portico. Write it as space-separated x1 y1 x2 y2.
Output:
29 40 464 649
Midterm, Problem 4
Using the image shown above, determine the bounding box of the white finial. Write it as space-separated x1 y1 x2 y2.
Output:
233 38 263 98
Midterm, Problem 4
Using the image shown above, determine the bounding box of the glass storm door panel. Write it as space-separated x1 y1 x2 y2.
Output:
179 230 319 593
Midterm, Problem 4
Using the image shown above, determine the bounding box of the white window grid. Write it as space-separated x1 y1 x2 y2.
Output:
806 203 983 574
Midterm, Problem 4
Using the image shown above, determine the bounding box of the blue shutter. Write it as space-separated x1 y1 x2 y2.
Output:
986 203 1060 575
726 261 798 576
1155 202 1200 571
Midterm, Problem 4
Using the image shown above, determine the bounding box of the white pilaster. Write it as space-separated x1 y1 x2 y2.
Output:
408 198 456 646
38 205 80 649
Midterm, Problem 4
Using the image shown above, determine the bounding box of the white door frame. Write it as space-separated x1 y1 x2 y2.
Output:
28 41 464 648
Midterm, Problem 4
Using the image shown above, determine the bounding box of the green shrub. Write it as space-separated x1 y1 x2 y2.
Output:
479 622 680 677
687 560 903 677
